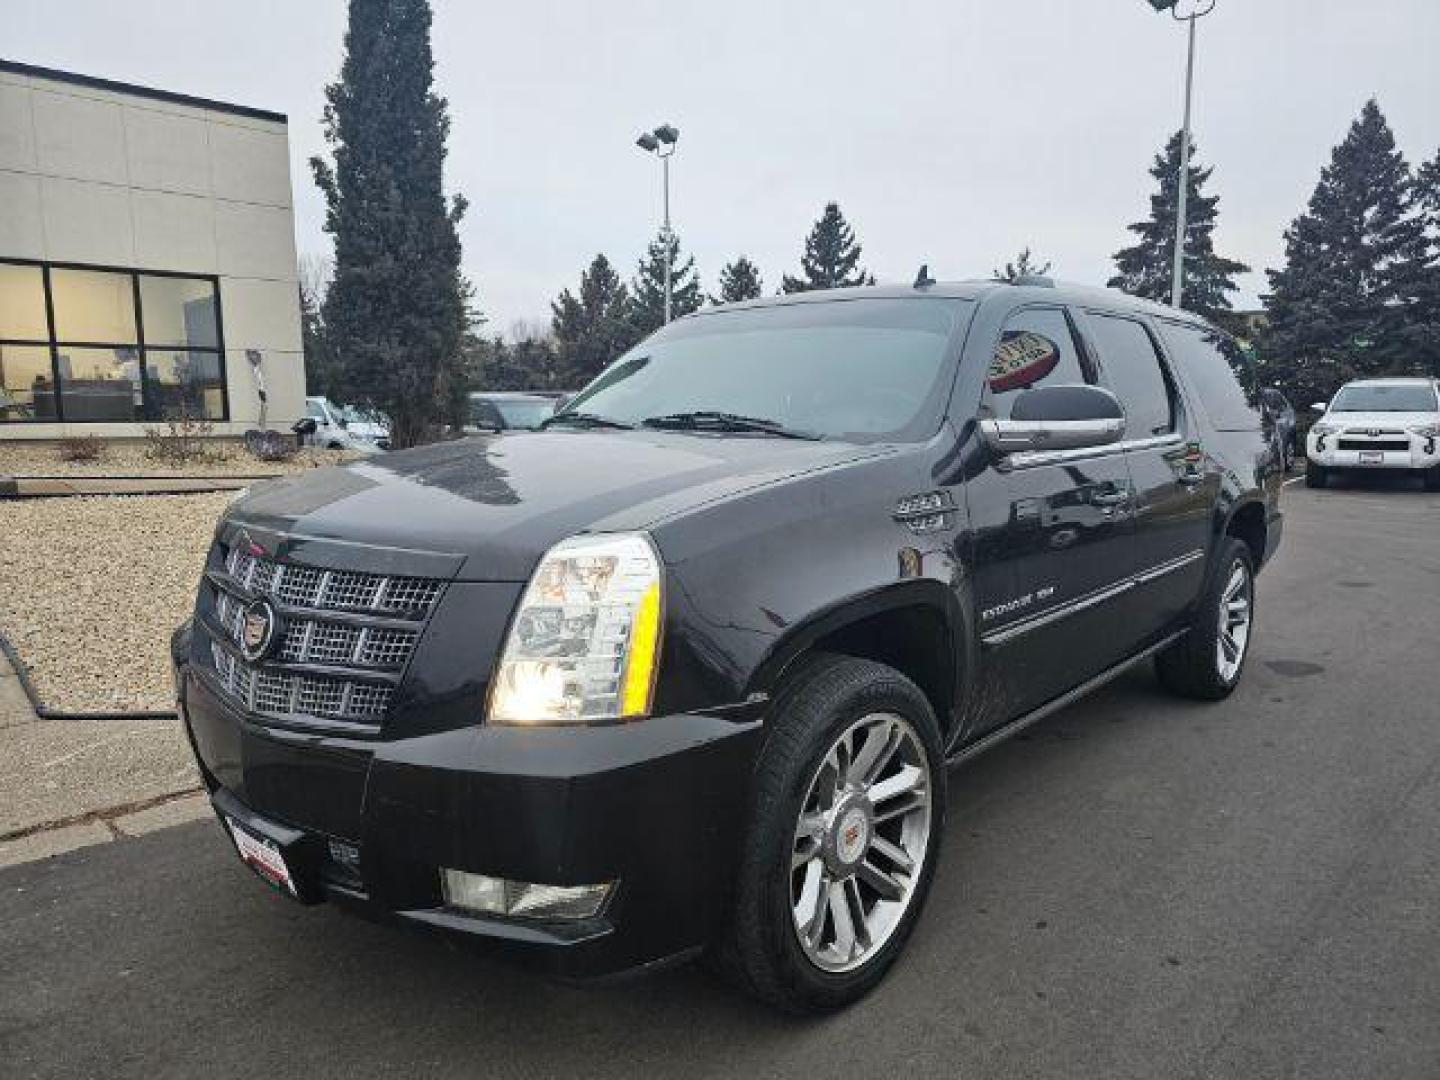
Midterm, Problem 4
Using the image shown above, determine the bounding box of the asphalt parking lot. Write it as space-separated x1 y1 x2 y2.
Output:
3 478 1439 1080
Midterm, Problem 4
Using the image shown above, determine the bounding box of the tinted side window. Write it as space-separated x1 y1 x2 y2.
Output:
982 308 1088 420
1159 321 1259 431
1088 314 1173 438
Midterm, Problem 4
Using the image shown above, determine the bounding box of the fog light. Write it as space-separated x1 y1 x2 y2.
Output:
441 869 612 920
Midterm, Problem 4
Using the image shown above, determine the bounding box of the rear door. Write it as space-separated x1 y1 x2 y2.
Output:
961 304 1141 728
1078 309 1210 637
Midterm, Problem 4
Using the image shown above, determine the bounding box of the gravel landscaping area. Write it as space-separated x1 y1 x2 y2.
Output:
0 442 359 478
0 492 232 713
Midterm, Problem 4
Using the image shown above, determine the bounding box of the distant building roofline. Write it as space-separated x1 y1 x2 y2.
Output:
0 58 287 124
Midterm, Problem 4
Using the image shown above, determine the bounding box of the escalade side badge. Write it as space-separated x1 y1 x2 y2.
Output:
892 491 955 534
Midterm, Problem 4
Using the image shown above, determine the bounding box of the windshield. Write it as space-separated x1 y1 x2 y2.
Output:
1330 384 1438 412
558 298 972 442
492 398 557 429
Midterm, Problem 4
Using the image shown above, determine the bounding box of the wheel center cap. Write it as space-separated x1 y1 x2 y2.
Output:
834 805 870 866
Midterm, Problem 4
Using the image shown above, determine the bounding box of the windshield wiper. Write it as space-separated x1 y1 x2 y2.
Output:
539 411 636 431
641 411 821 440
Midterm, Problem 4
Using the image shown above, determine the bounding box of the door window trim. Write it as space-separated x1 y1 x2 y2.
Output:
1073 307 1188 444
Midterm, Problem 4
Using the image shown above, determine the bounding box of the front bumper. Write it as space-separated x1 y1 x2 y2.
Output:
174 628 765 976
1306 432 1440 471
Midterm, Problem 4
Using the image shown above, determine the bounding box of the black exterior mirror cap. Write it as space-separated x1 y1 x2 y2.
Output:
1010 384 1124 423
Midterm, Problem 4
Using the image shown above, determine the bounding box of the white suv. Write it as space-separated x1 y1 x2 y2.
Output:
1306 377 1440 490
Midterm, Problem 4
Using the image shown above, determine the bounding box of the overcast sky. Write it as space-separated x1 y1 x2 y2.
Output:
7 0 1439 332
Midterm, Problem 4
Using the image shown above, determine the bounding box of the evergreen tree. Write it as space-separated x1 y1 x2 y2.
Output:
551 254 637 387
1402 147 1440 377
1261 101 1429 400
470 335 559 392
629 230 702 336
1108 131 1249 319
711 256 764 304
310 0 470 449
782 202 874 293
994 247 1053 283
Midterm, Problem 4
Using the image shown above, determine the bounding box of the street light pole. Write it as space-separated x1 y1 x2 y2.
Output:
635 124 680 323
1162 0 1216 310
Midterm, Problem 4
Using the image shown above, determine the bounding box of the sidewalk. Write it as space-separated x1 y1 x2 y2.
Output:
0 651 207 868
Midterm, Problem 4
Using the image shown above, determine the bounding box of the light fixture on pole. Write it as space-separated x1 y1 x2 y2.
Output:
1146 0 1217 309
635 123 680 323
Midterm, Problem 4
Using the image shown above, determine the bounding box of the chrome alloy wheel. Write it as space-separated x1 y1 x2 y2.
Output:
790 712 933 973
1217 560 1253 683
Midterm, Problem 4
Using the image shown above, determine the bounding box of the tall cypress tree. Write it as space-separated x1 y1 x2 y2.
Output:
551 254 636 387
782 203 874 293
629 231 702 336
1262 101 1429 398
1108 131 1249 319
310 0 469 449
712 256 763 304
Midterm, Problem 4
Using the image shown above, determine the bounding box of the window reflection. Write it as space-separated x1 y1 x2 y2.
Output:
140 276 219 348
0 261 227 423
0 345 57 421
144 350 225 419
0 264 48 341
56 346 142 421
50 268 138 344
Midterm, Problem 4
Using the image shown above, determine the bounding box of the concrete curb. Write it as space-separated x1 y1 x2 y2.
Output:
0 631 178 723
0 789 209 868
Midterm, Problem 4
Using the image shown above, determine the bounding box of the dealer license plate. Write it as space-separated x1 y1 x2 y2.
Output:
1358 450 1384 465
226 816 298 897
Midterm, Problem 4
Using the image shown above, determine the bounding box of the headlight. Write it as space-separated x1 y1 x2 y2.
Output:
1409 422 1440 437
1310 423 1337 436
488 532 663 725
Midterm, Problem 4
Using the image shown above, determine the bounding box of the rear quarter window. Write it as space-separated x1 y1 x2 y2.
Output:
1157 320 1260 431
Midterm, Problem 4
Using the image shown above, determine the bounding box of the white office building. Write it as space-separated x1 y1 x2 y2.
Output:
0 59 304 439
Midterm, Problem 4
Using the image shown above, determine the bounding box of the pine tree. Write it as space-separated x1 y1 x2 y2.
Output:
472 335 559 392
1402 147 1440 377
711 256 764 304
551 254 637 387
629 230 702 336
994 247 1053 283
1108 131 1249 320
782 203 874 293
1261 101 1429 400
298 281 333 397
310 0 470 449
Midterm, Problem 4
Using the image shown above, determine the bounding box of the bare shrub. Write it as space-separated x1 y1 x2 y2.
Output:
143 406 223 466
56 436 104 463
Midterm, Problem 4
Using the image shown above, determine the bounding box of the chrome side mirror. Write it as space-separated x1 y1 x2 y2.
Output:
979 384 1126 459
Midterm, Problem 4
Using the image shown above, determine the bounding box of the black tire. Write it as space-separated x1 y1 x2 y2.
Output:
1155 538 1256 701
1305 463 1327 488
713 653 946 1014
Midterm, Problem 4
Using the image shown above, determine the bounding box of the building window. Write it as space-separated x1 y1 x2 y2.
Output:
0 259 227 424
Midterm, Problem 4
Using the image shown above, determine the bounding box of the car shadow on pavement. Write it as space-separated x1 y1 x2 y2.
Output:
0 664 1217 1079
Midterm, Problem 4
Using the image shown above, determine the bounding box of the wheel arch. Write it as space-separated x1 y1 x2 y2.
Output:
747 580 972 745
1220 499 1267 571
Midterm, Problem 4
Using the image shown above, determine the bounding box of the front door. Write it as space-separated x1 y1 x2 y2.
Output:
962 305 1140 729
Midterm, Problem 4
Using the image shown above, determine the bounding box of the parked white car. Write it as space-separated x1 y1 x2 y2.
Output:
1306 377 1440 490
302 396 389 452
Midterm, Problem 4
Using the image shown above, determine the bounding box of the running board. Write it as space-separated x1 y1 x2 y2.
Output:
946 630 1188 768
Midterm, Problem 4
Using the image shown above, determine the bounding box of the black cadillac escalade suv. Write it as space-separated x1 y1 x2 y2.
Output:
173 278 1283 1013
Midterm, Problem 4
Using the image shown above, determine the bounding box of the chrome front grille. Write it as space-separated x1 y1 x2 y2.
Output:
224 547 443 617
207 545 443 730
214 592 420 670
210 642 395 724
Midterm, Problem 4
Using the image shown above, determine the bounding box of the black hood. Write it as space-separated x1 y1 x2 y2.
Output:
229 431 888 581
